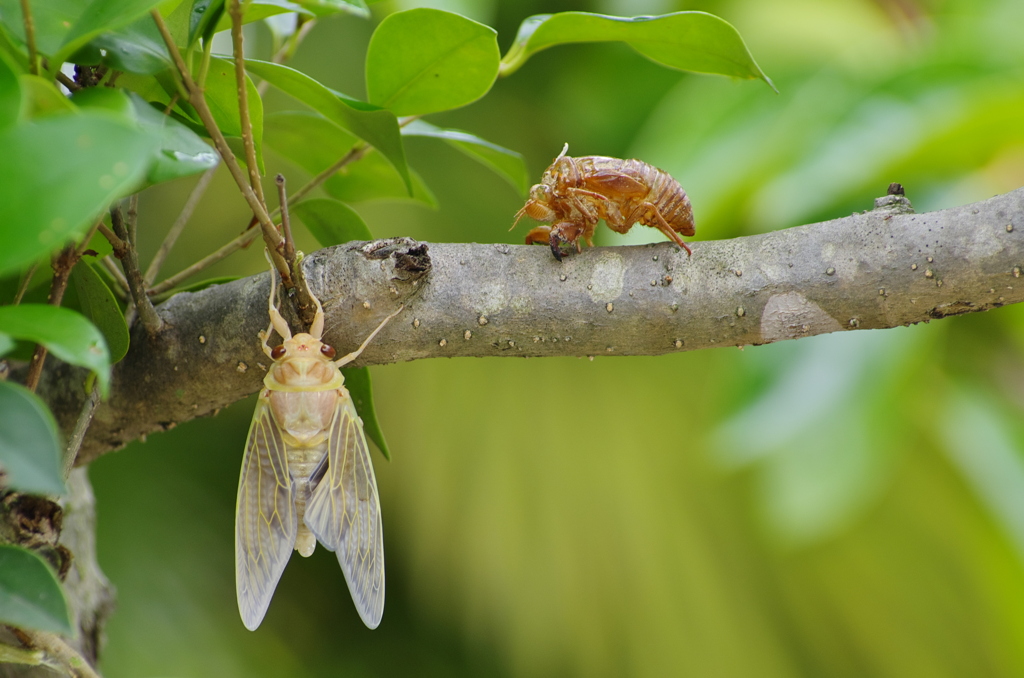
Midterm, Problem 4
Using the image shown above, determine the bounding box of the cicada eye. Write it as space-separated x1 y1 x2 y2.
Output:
531 184 552 202
271 345 287 360
320 344 336 359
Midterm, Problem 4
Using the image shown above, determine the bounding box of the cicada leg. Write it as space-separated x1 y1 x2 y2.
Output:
524 225 552 246
645 203 693 256
261 253 293 357
334 305 405 368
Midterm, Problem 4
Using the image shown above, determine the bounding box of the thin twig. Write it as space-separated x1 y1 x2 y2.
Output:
197 36 214 89
256 16 315 96
147 227 260 296
24 245 78 391
111 203 164 337
63 382 102 479
99 255 129 297
20 630 103 678
19 0 37 75
276 174 295 263
293 143 369 205
97 223 127 257
229 0 266 208
126 194 139 247
75 219 105 258
145 168 217 285
12 262 39 305
150 11 288 279
55 71 80 92
147 144 367 297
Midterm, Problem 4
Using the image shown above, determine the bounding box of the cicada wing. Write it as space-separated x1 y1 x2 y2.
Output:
583 170 648 197
305 396 385 629
235 394 298 631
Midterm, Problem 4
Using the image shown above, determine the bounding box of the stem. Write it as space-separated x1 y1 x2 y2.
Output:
63 381 102 478
97 223 127 257
20 630 103 678
147 144 367 298
229 0 265 208
145 167 217 286
150 10 289 282
274 173 318 325
19 0 37 75
256 16 315 96
147 227 260 297
292 143 369 205
12 262 38 304
99 255 129 298
111 202 164 337
55 70 80 92
75 219 105 258
276 174 295 263
198 36 214 89
24 245 78 392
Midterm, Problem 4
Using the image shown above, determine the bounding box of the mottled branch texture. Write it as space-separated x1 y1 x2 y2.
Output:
39 187 1024 464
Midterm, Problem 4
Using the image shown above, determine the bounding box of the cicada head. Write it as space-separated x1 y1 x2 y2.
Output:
511 184 557 230
266 332 344 391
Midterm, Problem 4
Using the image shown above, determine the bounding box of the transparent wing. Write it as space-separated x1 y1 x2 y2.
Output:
235 394 297 631
304 396 385 629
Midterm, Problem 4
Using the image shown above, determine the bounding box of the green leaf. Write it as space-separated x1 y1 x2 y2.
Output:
403 119 527 195
212 0 313 33
0 305 112 396
200 57 262 173
325 151 436 206
499 11 774 91
92 13 172 75
365 8 499 116
19 75 76 118
264 110 356 172
188 0 225 45
245 59 410 192
71 260 130 364
69 85 136 118
55 0 167 66
0 0 84 56
0 113 158 276
341 366 390 460
0 382 66 496
297 0 367 18
0 55 19 129
128 93 219 184
292 198 372 246
0 544 72 634
263 110 433 206
0 331 13 356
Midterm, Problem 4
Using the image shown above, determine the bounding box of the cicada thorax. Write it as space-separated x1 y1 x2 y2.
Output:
263 331 348 557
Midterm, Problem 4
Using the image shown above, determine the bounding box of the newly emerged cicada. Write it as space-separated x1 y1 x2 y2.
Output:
512 144 695 260
236 259 401 631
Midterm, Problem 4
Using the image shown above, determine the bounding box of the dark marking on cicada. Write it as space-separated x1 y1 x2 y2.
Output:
511 144 695 260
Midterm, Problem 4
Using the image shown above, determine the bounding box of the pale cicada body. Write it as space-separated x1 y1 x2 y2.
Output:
236 262 401 631
512 144 695 260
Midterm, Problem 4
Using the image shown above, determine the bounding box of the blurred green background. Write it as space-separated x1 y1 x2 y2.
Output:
89 0 1024 675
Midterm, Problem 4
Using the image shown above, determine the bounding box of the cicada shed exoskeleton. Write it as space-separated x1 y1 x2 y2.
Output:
236 261 401 630
512 144 695 260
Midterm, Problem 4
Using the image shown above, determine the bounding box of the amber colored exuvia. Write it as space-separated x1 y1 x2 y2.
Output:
512 144 695 260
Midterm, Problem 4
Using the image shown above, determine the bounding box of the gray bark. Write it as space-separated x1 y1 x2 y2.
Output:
37 186 1024 465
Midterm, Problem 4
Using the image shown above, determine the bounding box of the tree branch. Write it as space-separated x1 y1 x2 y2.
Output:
36 187 1024 464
